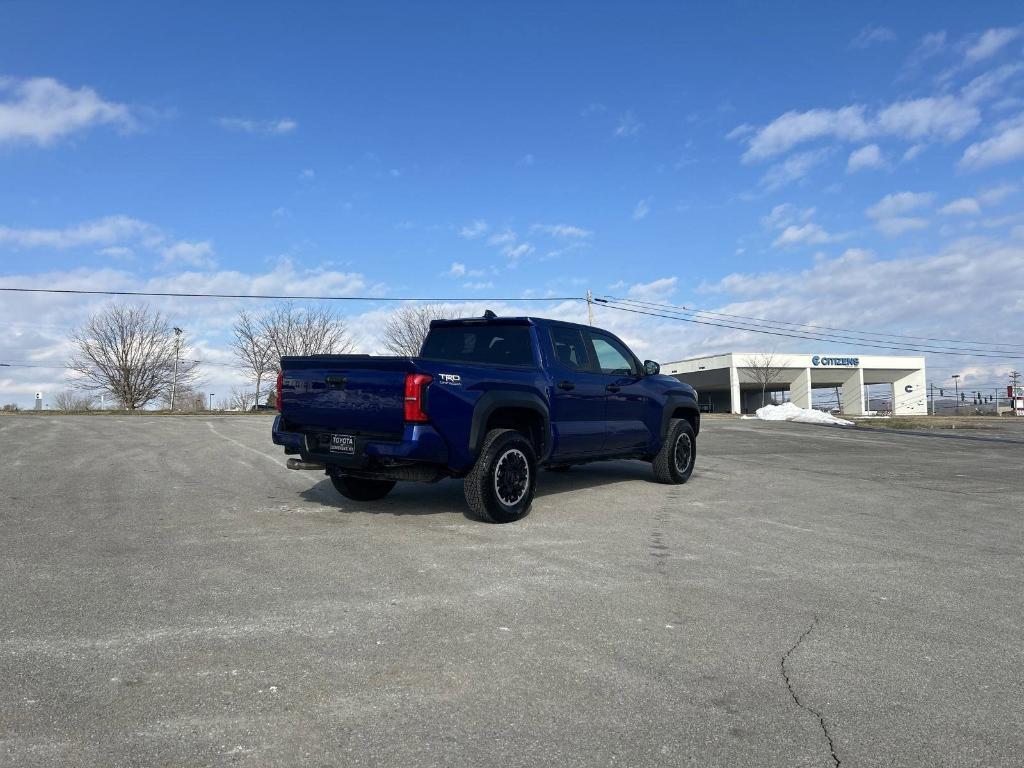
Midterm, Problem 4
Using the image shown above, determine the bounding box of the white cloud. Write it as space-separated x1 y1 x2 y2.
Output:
693 239 1023 387
959 115 1024 170
964 27 1022 65
97 246 134 260
530 223 592 239
741 106 870 161
866 191 934 219
503 243 533 260
0 214 218 267
961 64 1024 105
215 117 297 135
761 203 815 230
740 96 979 161
977 183 1017 205
447 262 466 277
940 198 982 216
458 219 489 239
759 148 830 190
160 240 215 268
846 144 885 173
866 192 934 237
902 144 926 162
0 215 150 249
772 222 834 248
487 229 516 247
626 277 677 302
902 31 947 74
874 96 979 142
850 26 896 49
299 168 315 179
725 123 755 141
614 110 643 138
462 281 494 290
0 76 135 146
875 217 929 236
633 199 651 220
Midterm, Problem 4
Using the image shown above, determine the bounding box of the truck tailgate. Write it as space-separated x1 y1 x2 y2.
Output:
279 355 415 436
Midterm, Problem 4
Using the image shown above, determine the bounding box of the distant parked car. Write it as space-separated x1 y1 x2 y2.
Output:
250 403 274 411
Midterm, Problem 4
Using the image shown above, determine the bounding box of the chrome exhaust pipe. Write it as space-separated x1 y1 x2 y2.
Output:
287 458 326 471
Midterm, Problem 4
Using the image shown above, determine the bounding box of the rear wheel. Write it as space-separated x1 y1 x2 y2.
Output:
652 418 696 484
464 429 537 523
330 474 396 501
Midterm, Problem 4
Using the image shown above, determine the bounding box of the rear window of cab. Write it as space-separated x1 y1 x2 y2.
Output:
420 325 535 366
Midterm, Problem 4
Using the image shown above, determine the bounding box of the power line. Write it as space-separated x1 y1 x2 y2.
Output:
0 287 583 303
593 299 1023 361
606 296 1024 350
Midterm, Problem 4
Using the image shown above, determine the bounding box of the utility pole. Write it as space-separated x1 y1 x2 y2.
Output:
951 374 960 413
171 326 183 411
586 290 594 326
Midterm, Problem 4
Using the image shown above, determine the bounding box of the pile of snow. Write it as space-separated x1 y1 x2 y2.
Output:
753 402 853 427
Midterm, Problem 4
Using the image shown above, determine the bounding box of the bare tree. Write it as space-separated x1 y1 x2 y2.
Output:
229 385 256 411
381 304 447 357
742 352 787 408
66 303 201 410
1 403 19 412
231 309 276 407
53 390 95 411
258 303 357 367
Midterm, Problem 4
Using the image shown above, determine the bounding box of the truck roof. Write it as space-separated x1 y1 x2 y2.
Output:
428 314 591 332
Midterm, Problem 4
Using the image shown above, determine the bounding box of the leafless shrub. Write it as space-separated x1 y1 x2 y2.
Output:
53 391 95 411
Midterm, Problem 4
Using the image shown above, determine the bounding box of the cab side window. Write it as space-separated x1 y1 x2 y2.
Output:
588 333 638 376
550 326 591 371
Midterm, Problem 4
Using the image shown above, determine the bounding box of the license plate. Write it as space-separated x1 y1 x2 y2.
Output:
330 434 355 454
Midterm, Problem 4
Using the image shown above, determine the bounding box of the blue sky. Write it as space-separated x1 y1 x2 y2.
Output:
2 2 1023 406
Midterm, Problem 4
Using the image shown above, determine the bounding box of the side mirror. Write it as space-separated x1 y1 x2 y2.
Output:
644 360 660 376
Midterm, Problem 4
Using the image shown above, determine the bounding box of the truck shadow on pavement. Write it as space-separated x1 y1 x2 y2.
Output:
297 460 658 517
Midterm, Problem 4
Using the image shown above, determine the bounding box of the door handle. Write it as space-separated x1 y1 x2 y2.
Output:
557 380 575 391
606 384 621 393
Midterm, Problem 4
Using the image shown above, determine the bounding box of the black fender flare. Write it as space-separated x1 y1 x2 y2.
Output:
661 395 701 440
469 391 552 461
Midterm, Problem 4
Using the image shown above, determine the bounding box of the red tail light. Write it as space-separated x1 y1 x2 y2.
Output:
275 369 284 412
404 373 432 422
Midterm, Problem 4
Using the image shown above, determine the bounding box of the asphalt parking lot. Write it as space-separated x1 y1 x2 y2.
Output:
1 415 1021 768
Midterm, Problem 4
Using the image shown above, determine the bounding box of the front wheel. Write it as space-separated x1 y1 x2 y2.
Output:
464 429 537 523
330 474 397 501
652 418 696 484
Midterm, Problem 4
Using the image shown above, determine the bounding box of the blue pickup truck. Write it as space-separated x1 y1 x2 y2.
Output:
272 312 699 523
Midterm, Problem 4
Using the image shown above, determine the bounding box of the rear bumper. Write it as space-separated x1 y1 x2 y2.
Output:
272 415 449 469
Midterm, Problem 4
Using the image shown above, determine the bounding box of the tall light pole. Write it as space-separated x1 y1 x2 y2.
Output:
951 374 960 413
170 327 183 411
209 393 215 411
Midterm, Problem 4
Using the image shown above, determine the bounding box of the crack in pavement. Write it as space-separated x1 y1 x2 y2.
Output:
782 615 841 767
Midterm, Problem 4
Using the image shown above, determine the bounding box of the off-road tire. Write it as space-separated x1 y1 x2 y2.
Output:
652 418 696 484
330 474 397 501
464 429 537 523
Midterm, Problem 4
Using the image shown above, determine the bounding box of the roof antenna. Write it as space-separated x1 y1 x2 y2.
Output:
483 309 497 319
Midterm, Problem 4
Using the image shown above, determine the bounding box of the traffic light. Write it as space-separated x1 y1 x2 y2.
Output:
940 389 944 396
